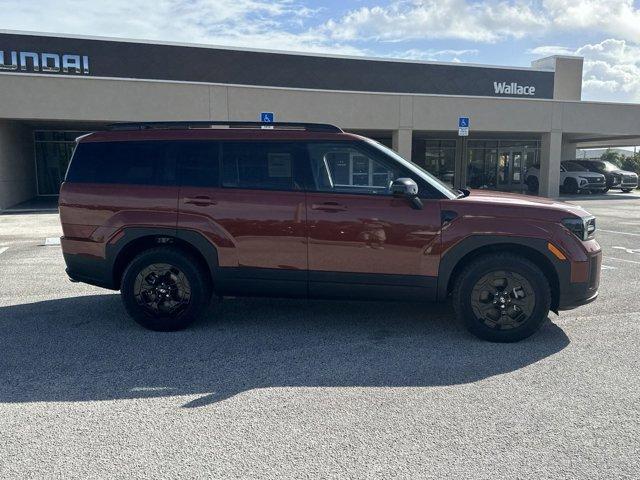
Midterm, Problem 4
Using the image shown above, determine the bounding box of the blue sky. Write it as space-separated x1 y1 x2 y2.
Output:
2 0 640 103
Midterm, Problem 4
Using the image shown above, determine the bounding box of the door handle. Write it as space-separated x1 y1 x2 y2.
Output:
184 196 217 207
311 202 347 212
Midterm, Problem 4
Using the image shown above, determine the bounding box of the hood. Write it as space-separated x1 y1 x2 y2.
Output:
571 171 605 179
453 189 591 220
610 169 638 176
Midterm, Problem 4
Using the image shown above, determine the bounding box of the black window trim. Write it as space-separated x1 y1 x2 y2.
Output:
302 139 445 199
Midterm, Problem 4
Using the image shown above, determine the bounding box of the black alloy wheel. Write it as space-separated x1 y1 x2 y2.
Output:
134 263 192 318
121 247 211 331
453 253 551 342
470 270 536 330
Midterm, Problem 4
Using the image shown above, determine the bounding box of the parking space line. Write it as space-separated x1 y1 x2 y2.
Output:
601 265 617 270
613 246 640 255
0 247 7 256
600 229 640 237
608 256 640 265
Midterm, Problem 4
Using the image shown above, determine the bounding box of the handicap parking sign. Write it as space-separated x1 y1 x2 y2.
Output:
260 112 274 123
458 117 469 128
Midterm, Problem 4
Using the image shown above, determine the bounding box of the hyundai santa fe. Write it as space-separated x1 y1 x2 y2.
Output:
59 122 601 342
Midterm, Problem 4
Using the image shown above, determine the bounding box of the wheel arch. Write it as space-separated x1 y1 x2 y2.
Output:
439 236 561 311
108 228 219 290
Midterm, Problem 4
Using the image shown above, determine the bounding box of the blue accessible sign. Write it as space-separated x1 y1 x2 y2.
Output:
458 116 470 136
260 112 274 123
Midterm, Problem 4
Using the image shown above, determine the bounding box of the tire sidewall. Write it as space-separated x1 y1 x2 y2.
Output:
121 248 210 331
455 255 551 342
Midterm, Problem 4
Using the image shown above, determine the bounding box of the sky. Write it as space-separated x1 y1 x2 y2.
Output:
2 0 640 103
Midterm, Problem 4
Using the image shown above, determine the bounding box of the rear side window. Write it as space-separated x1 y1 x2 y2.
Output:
177 141 219 187
66 141 176 186
221 142 300 191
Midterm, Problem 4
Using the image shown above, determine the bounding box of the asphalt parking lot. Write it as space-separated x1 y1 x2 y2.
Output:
1 193 639 479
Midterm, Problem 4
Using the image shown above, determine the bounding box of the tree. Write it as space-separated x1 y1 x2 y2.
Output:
618 153 640 176
600 149 624 167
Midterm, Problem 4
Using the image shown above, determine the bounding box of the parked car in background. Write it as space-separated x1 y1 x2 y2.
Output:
59 121 601 343
527 161 607 194
573 159 638 193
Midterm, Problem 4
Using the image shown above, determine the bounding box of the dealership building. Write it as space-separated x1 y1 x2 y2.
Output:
1 30 640 210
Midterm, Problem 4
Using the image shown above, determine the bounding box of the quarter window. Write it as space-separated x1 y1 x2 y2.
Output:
66 141 176 185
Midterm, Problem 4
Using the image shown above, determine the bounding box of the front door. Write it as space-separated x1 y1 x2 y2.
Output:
497 149 525 192
177 140 308 296
303 141 442 301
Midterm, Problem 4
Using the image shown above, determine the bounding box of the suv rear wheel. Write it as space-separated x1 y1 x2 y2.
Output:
453 253 551 342
121 247 211 331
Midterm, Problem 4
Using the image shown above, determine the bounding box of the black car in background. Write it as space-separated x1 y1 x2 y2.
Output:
574 160 639 192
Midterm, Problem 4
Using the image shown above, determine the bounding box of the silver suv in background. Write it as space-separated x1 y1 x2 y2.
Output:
527 161 607 194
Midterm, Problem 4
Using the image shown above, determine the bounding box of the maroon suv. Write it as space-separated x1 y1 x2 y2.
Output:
59 122 601 342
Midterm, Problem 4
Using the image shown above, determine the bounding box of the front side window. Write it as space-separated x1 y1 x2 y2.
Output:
308 143 404 195
221 142 299 191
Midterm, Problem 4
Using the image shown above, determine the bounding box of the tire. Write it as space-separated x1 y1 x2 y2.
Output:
453 253 551 343
564 178 579 194
603 188 610 193
526 176 539 193
622 188 633 193
120 247 212 331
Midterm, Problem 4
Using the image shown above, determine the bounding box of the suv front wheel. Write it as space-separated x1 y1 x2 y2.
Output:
121 247 212 331
453 253 551 342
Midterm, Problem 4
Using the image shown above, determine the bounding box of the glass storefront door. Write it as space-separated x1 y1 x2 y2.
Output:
466 140 539 193
497 149 525 191
35 131 88 195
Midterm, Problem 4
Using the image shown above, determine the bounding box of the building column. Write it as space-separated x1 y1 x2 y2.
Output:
392 128 412 162
0 121 36 210
539 131 562 198
561 141 576 161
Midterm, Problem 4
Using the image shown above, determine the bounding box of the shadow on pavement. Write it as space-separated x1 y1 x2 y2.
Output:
0 294 569 407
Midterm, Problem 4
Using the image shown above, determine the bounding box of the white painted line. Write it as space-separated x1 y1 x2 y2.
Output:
608 256 640 265
601 265 617 270
44 237 61 246
0 247 7 256
600 229 640 237
613 246 640 255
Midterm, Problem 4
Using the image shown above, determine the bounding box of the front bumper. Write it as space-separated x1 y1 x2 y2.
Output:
558 250 602 310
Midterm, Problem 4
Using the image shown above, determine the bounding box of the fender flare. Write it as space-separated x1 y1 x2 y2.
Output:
437 235 567 301
106 227 220 289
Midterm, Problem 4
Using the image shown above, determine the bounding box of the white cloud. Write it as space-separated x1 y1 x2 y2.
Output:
527 45 575 56
387 48 479 61
0 0 365 55
321 0 547 43
531 39 640 102
543 0 640 43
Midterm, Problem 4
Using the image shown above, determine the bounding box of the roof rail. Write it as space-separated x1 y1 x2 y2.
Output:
108 121 343 133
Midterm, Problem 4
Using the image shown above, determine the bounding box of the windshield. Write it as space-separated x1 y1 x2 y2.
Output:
365 138 459 199
562 161 589 172
601 161 619 172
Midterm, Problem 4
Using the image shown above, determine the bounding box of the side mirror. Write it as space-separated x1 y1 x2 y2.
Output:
391 178 423 210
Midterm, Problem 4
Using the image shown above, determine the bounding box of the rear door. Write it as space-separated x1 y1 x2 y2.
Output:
177 140 308 297
302 141 442 301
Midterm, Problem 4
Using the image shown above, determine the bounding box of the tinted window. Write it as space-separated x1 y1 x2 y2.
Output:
562 161 589 172
221 142 299 191
66 141 176 185
178 141 219 187
307 142 405 195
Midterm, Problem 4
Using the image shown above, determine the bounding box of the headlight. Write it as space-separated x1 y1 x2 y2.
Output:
562 216 596 241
